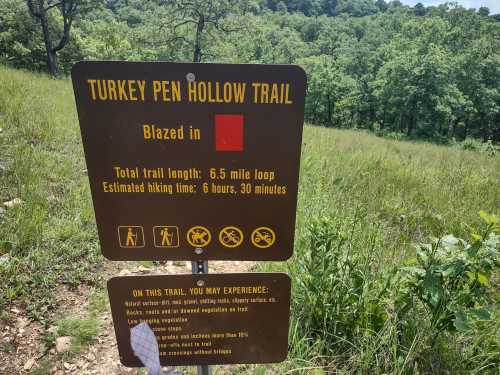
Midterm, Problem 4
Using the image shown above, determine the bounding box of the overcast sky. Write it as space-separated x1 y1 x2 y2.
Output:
400 0 500 14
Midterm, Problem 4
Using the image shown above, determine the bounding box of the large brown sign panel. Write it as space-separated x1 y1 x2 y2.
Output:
71 61 306 261
107 273 291 366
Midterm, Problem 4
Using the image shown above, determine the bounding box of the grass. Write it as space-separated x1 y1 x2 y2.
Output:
274 127 500 373
296 126 499 261
31 359 53 375
0 66 102 319
0 66 498 373
32 288 108 374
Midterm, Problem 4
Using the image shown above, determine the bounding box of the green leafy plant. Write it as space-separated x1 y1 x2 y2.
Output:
398 211 499 343
290 215 389 351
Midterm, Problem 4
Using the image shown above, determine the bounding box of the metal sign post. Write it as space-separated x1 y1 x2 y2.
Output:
192 256 211 375
197 363 211 375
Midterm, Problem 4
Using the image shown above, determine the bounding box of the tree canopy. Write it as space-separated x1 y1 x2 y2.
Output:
1 0 499 142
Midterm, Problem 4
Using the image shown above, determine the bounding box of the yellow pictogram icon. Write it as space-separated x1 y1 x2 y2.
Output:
153 226 179 248
118 226 145 248
186 226 211 247
251 227 276 249
219 226 244 248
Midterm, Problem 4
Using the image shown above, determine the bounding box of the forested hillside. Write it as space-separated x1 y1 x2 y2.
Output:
1 0 499 143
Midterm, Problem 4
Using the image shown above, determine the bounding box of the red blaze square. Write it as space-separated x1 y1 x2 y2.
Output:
215 114 244 152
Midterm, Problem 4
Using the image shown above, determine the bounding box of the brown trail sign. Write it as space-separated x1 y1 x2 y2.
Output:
71 61 306 261
107 273 291 366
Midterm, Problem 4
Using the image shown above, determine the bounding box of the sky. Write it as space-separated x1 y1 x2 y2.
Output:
400 0 500 14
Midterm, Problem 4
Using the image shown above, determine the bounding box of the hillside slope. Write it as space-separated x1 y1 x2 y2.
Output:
0 67 498 373
0 66 101 316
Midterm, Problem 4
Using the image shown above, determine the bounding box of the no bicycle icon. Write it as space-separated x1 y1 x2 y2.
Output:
219 226 244 248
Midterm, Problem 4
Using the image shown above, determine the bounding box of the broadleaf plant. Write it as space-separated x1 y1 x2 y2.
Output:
399 212 499 341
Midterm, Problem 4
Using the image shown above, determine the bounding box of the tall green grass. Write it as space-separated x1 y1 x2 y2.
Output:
0 66 101 318
297 127 499 257
279 127 500 374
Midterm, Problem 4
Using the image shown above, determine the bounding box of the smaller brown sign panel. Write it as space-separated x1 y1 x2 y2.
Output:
108 273 291 366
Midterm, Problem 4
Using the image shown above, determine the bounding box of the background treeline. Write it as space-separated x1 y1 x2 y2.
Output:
1 0 499 142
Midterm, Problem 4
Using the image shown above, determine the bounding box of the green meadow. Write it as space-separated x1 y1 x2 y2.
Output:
1 67 498 373
283 126 500 373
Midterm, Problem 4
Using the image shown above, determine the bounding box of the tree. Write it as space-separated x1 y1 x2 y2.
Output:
320 0 339 16
477 7 489 17
0 0 46 71
1 0 498 142
374 19 466 138
334 0 378 17
79 20 135 60
414 2 426 17
159 0 245 63
388 0 402 9
300 55 359 126
375 0 387 12
26 0 96 76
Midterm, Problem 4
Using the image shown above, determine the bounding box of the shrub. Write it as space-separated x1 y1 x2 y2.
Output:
288 212 499 373
289 216 389 353
397 211 499 339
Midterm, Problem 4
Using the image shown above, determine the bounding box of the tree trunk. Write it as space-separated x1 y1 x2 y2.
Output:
193 42 201 63
326 93 332 127
368 107 375 130
407 113 415 136
46 49 58 77
39 9 58 76
193 16 204 63
398 112 404 133
481 115 489 142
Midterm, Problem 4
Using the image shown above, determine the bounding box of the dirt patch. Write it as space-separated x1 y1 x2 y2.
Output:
0 306 45 374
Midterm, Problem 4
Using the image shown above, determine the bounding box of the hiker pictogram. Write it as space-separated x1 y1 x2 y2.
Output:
118 226 145 248
186 226 211 247
251 227 275 249
219 226 244 248
153 226 179 248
